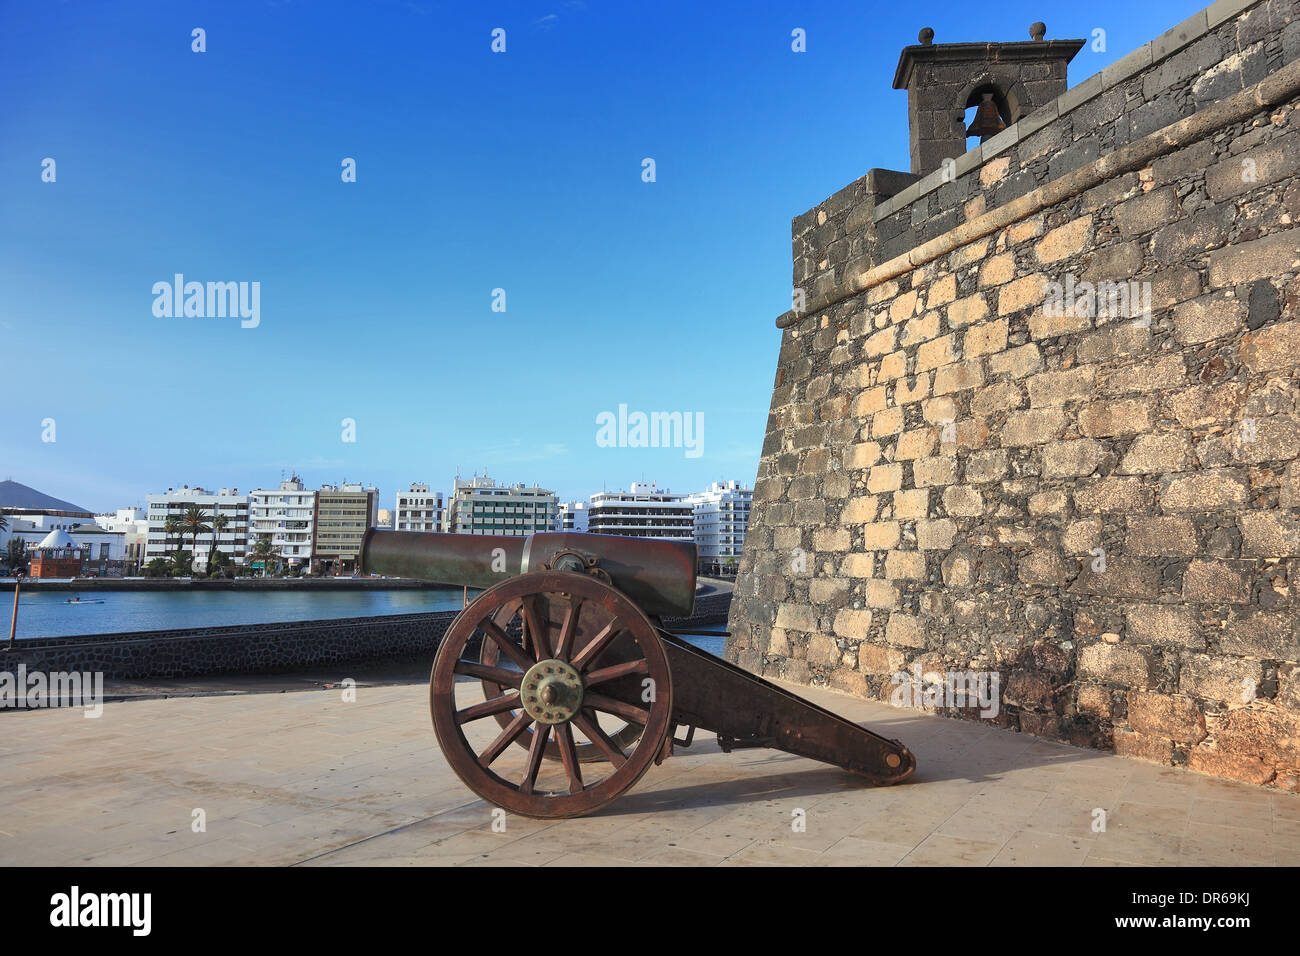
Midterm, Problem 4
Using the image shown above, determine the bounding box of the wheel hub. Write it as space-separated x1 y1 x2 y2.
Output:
522 659 583 724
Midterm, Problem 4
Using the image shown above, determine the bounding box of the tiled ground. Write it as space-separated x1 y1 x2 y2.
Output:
1 679 1296 866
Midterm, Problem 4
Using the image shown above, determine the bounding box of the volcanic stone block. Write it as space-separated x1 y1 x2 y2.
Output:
988 343 1043 379
1126 516 1199 557
884 612 925 648
1002 408 1066 446
1113 187 1180 238
998 274 1051 316
1126 604 1203 650
1221 610 1300 659
1035 216 1093 263
1159 469 1250 512
1074 477 1151 514
1178 654 1262 703
1171 293 1248 345
1182 559 1253 604
1077 643 1160 687
1119 434 1192 474
1209 231 1300 288
1078 399 1152 437
1028 367 1097 407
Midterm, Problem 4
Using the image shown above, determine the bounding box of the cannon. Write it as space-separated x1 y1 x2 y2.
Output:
360 528 916 818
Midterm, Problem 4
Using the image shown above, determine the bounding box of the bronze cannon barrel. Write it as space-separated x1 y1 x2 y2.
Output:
358 529 697 619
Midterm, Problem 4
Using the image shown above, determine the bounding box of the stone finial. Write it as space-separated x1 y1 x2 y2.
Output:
918 27 934 45
1029 22 1046 41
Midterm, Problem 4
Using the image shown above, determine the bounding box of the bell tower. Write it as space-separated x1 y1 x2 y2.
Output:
893 22 1085 177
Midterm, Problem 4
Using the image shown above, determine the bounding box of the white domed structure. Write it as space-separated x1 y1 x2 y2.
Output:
36 529 78 550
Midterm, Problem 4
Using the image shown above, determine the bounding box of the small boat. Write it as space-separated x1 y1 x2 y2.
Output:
65 597 105 605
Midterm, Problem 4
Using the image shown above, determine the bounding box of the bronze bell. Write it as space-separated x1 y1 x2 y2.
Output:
967 92 1006 141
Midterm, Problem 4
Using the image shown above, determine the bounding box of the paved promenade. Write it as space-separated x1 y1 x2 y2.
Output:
1 679 1296 866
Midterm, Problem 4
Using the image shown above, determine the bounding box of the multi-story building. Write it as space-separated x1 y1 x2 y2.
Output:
447 473 557 536
586 482 694 540
247 477 316 569
685 480 752 573
95 507 150 571
394 483 445 532
557 500 589 533
146 486 251 570
92 509 148 574
313 482 378 573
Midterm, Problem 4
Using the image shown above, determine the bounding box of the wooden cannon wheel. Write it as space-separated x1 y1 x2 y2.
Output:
478 595 645 763
430 570 673 819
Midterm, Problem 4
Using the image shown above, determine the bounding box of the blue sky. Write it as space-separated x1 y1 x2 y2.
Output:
0 0 1194 512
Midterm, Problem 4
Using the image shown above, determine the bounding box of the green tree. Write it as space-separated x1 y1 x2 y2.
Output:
207 548 233 577
249 534 277 577
144 557 171 577
164 515 183 560
206 512 229 571
179 506 212 564
6 537 25 572
169 550 193 576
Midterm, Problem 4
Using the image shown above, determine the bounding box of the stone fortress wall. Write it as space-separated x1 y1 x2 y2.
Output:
727 0 1300 788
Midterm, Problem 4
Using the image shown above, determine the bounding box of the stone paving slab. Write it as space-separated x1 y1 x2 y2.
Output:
0 678 1296 867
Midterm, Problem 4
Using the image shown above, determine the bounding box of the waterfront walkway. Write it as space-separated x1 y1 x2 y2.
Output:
2 679 1295 866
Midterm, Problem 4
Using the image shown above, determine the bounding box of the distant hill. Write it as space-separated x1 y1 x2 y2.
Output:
0 480 93 515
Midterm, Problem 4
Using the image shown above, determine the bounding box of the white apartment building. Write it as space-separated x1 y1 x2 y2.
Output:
247 477 316 568
557 500 589 533
586 482 694 540
313 482 378 573
685 480 753 572
448 473 557 536
394 483 446 532
95 507 151 570
146 486 252 569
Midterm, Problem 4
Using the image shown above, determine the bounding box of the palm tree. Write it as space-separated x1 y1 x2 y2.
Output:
207 513 229 569
0 513 8 533
249 534 277 577
163 516 183 560
179 507 212 567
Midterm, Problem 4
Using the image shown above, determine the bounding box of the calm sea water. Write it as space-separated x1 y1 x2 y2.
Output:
8 588 467 640
678 626 727 657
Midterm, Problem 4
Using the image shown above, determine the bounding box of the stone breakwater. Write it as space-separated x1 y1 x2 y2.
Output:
0 592 732 683
729 0 1300 789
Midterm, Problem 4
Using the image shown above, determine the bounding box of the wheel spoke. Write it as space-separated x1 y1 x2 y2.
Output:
519 723 551 794
584 658 648 686
584 692 650 726
455 661 523 688
553 596 584 662
481 618 534 670
556 722 583 794
521 596 553 660
571 621 623 671
455 692 520 725
478 710 534 768
573 709 627 768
